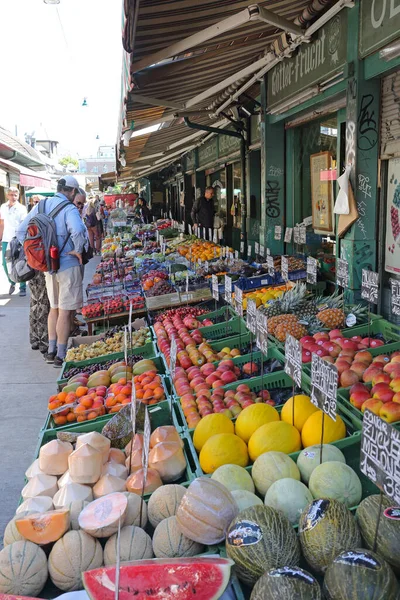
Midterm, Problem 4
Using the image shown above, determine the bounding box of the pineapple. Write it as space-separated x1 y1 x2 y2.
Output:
262 283 308 319
275 320 308 342
267 314 297 335
317 308 345 329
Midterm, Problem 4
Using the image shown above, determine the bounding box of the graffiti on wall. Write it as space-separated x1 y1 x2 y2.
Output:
266 181 281 218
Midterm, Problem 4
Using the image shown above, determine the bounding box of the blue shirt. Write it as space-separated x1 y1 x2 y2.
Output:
17 193 88 272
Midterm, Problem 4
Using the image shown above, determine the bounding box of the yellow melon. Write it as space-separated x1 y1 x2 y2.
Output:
193 413 234 452
235 403 280 443
301 411 346 447
199 433 249 474
281 395 319 432
248 422 302 462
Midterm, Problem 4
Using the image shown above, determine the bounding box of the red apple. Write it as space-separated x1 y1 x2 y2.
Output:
302 350 312 363
322 342 341 357
370 339 384 348
390 377 400 393
220 371 237 384
372 382 395 403
205 373 220 385
329 329 343 339
259 390 271 401
350 390 371 409
300 336 315 346
237 383 251 394
392 391 400 404
316 348 329 358
212 380 224 389
314 332 330 342
336 359 354 375
340 369 360 387
379 401 400 423
322 356 335 363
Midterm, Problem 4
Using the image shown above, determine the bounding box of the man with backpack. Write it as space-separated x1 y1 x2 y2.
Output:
17 175 88 367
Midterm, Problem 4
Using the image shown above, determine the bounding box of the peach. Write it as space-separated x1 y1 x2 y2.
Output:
350 362 369 378
338 349 356 359
390 377 400 393
212 380 224 389
236 384 251 394
363 365 383 383
380 401 400 423
372 355 390 365
391 354 400 363
372 372 391 386
350 390 371 409
372 382 395 403
340 369 360 388
354 350 373 364
392 391 400 404
361 398 383 415
383 362 400 375
205 373 220 385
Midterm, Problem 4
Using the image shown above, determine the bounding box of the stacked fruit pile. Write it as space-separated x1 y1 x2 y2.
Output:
177 240 222 262
299 328 385 364
65 328 150 362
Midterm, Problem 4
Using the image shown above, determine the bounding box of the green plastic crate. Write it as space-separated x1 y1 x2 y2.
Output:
198 306 237 323
338 384 400 430
199 317 248 340
342 318 400 341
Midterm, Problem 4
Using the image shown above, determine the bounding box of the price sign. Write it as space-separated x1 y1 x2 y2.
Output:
141 407 151 491
336 258 349 289
240 241 244 254
185 272 189 294
256 309 268 354
284 227 293 243
281 255 289 282
284 334 302 388
266 247 271 256
212 274 219 301
202 227 206 240
254 242 260 255
204 261 209 274
225 275 232 304
306 257 318 285
156 230 160 242
293 226 300 244
259 245 265 258
310 354 338 421
246 299 257 335
159 234 164 248
299 225 307 244
248 244 252 258
360 411 400 504
235 250 239 260
267 254 275 278
274 225 282 241
170 337 177 378
209 228 212 241
188 224 192 235
124 326 128 364
234 285 243 317
361 269 379 305
390 278 400 316
213 229 218 244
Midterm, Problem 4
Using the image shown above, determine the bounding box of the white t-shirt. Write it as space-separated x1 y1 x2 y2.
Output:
0 201 28 242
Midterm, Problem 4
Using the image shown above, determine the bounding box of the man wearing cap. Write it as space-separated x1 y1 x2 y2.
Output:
0 187 28 296
17 175 88 367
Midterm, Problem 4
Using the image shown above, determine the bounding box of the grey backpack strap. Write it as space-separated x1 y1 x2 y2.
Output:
48 199 71 219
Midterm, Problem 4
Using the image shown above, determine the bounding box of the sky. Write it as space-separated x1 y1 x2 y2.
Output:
0 0 122 158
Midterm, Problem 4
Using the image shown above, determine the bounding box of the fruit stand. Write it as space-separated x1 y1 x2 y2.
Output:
2 221 400 600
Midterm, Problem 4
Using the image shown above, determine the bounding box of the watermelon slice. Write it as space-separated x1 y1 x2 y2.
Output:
83 557 234 600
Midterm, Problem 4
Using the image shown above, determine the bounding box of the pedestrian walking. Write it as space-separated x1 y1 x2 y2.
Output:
85 201 101 254
0 187 28 296
191 186 215 239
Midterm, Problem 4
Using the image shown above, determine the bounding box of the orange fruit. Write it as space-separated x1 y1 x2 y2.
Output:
80 396 94 409
77 415 87 422
87 411 98 420
76 386 89 398
57 391 67 402
66 412 76 423
53 415 67 426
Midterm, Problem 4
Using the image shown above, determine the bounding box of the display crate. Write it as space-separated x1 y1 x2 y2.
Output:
199 317 248 340
338 384 400 430
342 318 400 342
198 305 237 323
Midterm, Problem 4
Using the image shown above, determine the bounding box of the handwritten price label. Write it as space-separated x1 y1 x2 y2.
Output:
274 226 282 240
306 257 318 285
284 227 293 243
225 275 232 305
361 269 379 305
284 334 302 388
336 258 349 289
311 354 338 421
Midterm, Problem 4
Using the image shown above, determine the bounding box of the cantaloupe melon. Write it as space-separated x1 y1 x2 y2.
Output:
153 516 204 558
126 468 162 496
104 526 153 565
25 459 44 480
147 484 186 528
78 492 128 538
264 478 313 525
76 431 111 464
3 513 34 547
211 464 255 493
21 474 58 500
122 492 147 528
16 496 53 515
0 541 48 597
149 442 186 482
248 422 301 462
68 500 89 530
231 490 263 512
150 426 183 448
297 444 346 484
53 482 93 508
48 530 103 591
68 443 102 485
251 451 300 497
15 509 70 545
101 461 128 479
93 474 126 499
108 448 126 465
193 414 234 452
309 461 362 508
38 439 73 475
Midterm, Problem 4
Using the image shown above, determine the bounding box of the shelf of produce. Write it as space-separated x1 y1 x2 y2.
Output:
338 385 400 431
84 307 147 335
341 318 400 341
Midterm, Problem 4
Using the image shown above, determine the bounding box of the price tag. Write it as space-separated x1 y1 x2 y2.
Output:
293 226 300 244
299 225 307 244
310 354 338 421
185 272 189 294
240 241 244 254
284 334 302 388
336 258 349 289
256 309 268 354
235 250 239 259
247 244 252 258
266 247 271 256
306 257 318 285
246 299 257 335
284 228 293 243
159 234 164 248
141 407 151 488
209 228 213 241
267 254 275 278
360 411 400 504
212 274 219 301
361 269 379 305
390 278 400 316
170 337 177 378
281 255 289 282
255 242 260 255
124 326 128 364
225 275 232 305
188 224 192 235
213 229 218 244
204 261 209 274
234 285 243 317
274 225 282 241
156 230 160 242
259 245 265 258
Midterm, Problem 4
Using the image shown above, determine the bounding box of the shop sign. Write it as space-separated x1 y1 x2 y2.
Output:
267 11 347 109
219 130 241 157
360 0 400 58
198 139 217 167
385 158 400 275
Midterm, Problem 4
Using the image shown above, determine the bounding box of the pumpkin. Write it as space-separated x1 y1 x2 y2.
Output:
356 494 400 573
235 403 280 444
264 478 313 526
251 451 300 497
21 474 58 500
323 549 399 599
199 433 249 474
126 468 163 495
297 444 346 484
38 439 73 475
68 443 102 485
149 442 186 483
104 526 153 565
68 500 89 530
299 499 362 573
250 566 321 600
48 530 103 591
301 412 346 447
16 496 53 515
280 395 319 432
3 513 34 547
176 477 238 545
193 413 234 452
226 505 301 586
76 431 111 464
122 492 148 528
93 474 126 499
309 462 362 508
53 482 93 507
0 541 48 597
153 516 204 558
78 492 128 538
231 490 263 512
147 484 186 528
211 464 255 493
248 422 301 462
15 509 70 545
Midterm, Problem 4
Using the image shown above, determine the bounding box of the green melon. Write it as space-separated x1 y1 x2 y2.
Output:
299 499 362 573
356 495 400 573
297 444 346 484
225 505 300 586
152 516 204 558
308 461 362 508
250 566 321 600
211 464 255 493
264 478 313 526
323 549 399 599
251 451 300 497
231 490 263 512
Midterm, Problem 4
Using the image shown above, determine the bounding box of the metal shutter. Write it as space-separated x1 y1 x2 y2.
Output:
381 71 400 159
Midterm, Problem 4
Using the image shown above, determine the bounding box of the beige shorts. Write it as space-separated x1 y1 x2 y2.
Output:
45 266 84 311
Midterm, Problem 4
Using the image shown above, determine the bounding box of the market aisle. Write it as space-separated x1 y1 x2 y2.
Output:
0 251 99 543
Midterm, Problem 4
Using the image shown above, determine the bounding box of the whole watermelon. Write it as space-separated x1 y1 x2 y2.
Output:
225 505 300 586
250 566 321 600
299 499 362 573
356 495 400 573
323 548 399 599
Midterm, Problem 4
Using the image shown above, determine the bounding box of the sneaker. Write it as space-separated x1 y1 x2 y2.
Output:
9 284 15 295
19 288 26 297
53 355 64 368
44 351 56 364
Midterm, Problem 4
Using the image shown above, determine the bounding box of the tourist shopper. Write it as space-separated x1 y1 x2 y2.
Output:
138 197 152 224
85 201 101 254
0 187 28 296
191 186 215 238
74 188 87 217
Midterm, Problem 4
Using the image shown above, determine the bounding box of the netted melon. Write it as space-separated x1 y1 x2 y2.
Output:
104 526 153 565
147 484 186 528
251 451 300 497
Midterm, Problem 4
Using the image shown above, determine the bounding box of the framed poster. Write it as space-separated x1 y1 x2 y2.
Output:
385 158 400 275
310 151 334 234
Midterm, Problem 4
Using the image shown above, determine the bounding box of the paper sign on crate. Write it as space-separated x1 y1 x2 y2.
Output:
170 337 177 379
310 353 338 421
225 275 233 305
247 244 252 258
360 410 400 505
211 274 219 301
256 309 268 354
284 227 293 243
336 258 349 289
255 242 259 255
299 225 307 244
361 269 379 305
246 299 257 335
307 257 318 285
234 285 243 317
390 278 400 317
284 334 302 388
274 225 282 241
293 226 300 244
281 255 289 282
267 254 275 278
259 245 265 258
